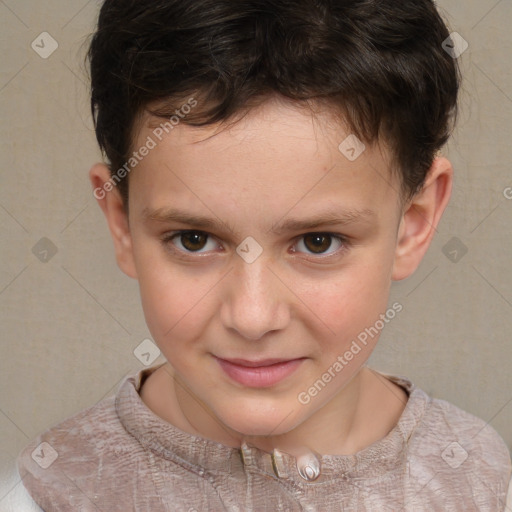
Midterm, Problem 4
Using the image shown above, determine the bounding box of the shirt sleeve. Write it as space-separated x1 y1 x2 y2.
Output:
7 484 44 512
1 462 45 512
506 476 512 510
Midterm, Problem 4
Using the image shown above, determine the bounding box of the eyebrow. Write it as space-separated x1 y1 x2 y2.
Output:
142 206 376 238
269 208 376 235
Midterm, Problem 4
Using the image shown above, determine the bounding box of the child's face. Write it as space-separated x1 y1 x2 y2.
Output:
97 97 444 439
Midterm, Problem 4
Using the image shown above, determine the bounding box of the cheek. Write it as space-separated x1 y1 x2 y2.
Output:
305 261 393 332
299 262 395 387
138 272 210 343
132 241 210 345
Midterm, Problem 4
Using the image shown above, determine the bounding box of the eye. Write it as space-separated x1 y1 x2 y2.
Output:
161 230 347 259
162 230 220 254
292 233 345 257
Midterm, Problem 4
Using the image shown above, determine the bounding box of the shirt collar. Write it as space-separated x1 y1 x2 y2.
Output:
115 364 429 487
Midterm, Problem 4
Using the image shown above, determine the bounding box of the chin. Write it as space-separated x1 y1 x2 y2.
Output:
220 408 304 439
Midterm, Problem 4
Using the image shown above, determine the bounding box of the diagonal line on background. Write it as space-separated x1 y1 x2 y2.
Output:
0 406 29 440
61 60 88 87
470 205 499 234
471 265 512 307
471 0 504 29
0 0 29 28
0 265 28 296
0 203 29 233
60 201 90 233
406 266 438 297
474 63 512 106
0 62 29 93
95 367 135 404
61 265 132 334
61 0 95 29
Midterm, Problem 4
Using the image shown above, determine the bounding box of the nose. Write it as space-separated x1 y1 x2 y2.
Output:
220 258 290 341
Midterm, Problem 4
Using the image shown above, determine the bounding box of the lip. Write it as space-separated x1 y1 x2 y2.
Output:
215 356 306 388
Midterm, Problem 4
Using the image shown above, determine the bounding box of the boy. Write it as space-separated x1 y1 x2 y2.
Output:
16 0 512 510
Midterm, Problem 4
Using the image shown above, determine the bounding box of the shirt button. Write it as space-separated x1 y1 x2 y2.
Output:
296 452 321 481
240 442 254 466
271 449 288 478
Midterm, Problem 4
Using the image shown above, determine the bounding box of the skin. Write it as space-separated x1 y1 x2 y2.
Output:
90 96 452 457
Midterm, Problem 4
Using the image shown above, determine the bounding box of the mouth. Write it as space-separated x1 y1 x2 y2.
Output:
214 356 306 388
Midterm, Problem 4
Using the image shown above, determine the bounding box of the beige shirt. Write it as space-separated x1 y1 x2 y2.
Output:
16 365 512 511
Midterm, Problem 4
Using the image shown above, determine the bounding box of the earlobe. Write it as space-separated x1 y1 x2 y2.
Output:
89 163 138 279
392 157 453 281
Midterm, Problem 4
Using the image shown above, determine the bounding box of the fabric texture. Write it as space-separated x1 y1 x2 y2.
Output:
16 364 512 511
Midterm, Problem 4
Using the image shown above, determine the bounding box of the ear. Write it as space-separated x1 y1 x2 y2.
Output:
89 163 138 279
392 156 453 281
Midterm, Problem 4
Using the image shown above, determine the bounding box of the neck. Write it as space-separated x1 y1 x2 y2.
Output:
166 365 406 457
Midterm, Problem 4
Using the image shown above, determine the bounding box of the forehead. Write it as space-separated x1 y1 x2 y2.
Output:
129 98 401 225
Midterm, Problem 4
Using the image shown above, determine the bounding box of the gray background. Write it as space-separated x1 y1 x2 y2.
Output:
1 0 511 505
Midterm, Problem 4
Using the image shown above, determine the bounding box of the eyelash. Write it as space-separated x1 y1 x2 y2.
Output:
160 230 349 261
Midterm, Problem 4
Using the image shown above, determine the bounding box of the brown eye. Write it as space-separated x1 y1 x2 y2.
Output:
303 234 332 253
295 233 344 256
162 230 218 254
179 231 209 251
